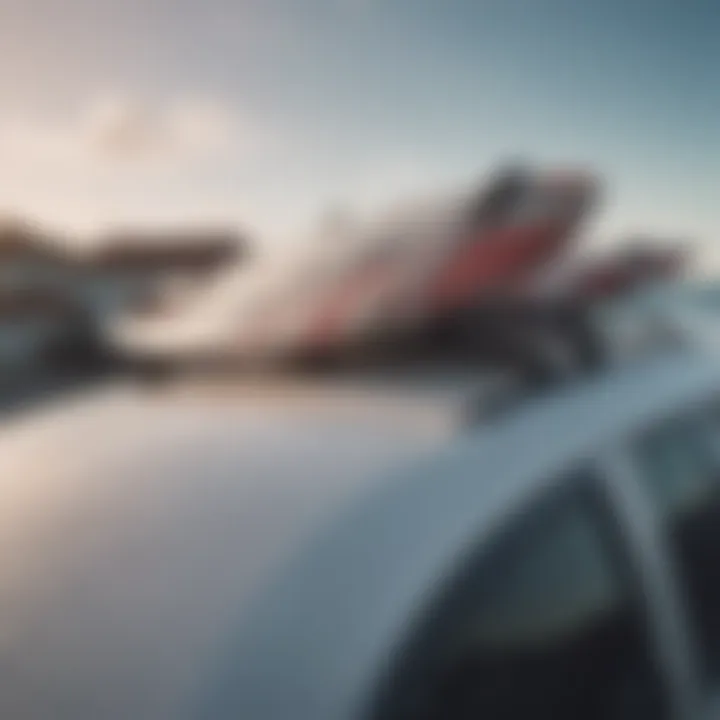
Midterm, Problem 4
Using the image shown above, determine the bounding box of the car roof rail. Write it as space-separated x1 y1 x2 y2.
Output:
433 296 614 424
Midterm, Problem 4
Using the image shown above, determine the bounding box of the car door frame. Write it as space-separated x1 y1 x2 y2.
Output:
597 433 706 719
365 446 692 720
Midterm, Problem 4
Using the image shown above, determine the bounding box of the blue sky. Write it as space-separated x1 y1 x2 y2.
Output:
0 0 717 257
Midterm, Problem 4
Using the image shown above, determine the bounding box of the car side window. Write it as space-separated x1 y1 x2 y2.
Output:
633 411 720 685
373 476 667 720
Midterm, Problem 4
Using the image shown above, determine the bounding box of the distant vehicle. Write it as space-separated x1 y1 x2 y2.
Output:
109 165 598 371
538 243 688 302
0 289 108 375
2 350 720 718
596 280 720 362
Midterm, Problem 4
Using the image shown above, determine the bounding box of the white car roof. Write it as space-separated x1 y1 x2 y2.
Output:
0 355 717 720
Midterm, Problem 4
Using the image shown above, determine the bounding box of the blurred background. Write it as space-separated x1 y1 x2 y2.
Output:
0 6 719 718
0 0 717 409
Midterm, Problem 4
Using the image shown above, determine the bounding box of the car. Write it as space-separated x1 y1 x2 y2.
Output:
1 350 720 719
596 280 720 362
107 165 596 370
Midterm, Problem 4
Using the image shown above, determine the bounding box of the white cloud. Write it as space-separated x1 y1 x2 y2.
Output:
83 95 246 163
0 94 266 175
0 94 283 237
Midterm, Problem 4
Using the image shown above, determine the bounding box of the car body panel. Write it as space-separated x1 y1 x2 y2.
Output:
0 354 717 718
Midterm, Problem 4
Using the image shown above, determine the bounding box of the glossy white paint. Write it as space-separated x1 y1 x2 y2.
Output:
0 354 716 719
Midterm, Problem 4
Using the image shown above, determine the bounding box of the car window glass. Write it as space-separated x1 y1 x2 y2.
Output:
447 498 618 651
